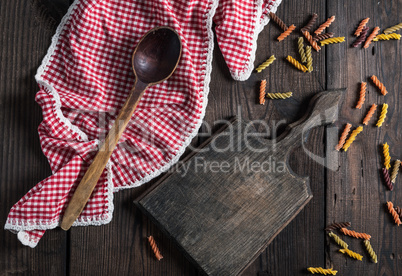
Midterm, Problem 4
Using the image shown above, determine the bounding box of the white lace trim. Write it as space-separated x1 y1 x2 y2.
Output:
4 162 114 247
35 0 88 142
18 231 40 248
231 0 282 81
7 0 281 246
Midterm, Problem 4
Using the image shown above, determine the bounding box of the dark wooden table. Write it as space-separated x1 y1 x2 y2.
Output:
1 0 401 275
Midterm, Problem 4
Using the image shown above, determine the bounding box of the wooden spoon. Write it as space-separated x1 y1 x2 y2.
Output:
60 26 182 230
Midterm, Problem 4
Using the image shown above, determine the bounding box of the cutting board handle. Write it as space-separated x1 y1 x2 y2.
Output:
279 89 345 147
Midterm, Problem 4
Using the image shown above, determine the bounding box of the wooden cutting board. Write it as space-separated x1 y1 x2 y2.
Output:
135 89 344 276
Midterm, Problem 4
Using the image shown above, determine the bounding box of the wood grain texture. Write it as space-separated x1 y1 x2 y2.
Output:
136 90 343 276
1 0 401 275
326 1 402 275
0 0 70 275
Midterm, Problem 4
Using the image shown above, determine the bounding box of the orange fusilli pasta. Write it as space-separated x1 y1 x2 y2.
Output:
364 27 380 48
314 16 336 35
340 228 371 240
355 82 366 109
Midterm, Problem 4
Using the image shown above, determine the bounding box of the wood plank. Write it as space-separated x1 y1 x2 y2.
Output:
326 0 402 275
0 1 70 275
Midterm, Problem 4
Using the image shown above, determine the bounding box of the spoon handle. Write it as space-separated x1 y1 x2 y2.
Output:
60 80 148 230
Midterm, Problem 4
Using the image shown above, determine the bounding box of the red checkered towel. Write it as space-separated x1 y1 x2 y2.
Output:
5 0 281 247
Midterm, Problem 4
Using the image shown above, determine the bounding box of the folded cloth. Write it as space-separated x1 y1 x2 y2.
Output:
5 0 281 247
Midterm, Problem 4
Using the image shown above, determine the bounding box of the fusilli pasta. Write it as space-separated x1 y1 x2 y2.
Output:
364 27 381 48
314 16 336 35
362 104 377 125
363 239 378 263
384 22 402 34
335 123 352 151
376 103 388 127
340 227 371 240
390 160 401 183
355 18 370 36
339 248 363 261
355 82 366 109
320 37 345 46
387 201 401 226
286 55 308 72
342 126 363 151
255 55 276 73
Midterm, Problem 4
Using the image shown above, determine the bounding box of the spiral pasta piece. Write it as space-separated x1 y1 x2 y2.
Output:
298 37 307 63
259 80 266 105
382 168 393 191
320 37 345 46
340 227 371 240
383 143 391 170
373 33 401 41
314 16 335 35
277 24 296 42
255 55 276 73
342 126 363 152
355 82 366 109
335 123 352 151
387 201 401 226
301 13 318 33
266 92 293 99
384 22 402 34
148 236 163 260
339 248 363 261
364 27 380 48
286 55 308 72
307 267 338 275
363 239 378 263
376 103 388 127
371 75 388 95
390 160 401 183
352 27 369 47
313 32 334 42
303 31 321 52
305 46 313 72
325 221 351 231
355 18 370 36
362 104 377 125
269 12 288 31
328 232 349 249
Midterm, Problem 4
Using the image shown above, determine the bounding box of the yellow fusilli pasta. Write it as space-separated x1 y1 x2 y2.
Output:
384 22 402 34
373 33 401 41
339 248 363 261
255 55 276 73
286 55 308 72
383 142 391 170
307 267 338 275
305 46 313 72
320 37 345 46
342 126 363 151
328 232 348 248
266 92 293 99
390 160 401 183
363 239 378 263
298 37 307 63
376 103 388 127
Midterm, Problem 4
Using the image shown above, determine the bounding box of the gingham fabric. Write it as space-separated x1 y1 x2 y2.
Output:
5 0 281 247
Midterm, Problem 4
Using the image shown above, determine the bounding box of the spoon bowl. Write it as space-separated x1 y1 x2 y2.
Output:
133 27 182 84
61 26 182 230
